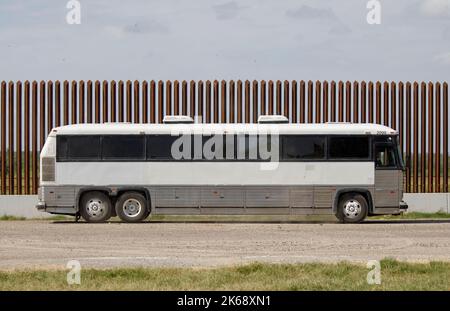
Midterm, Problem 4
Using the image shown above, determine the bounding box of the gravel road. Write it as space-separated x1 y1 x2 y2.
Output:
1 220 450 269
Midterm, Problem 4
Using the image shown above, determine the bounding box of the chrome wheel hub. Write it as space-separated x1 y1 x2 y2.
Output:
86 199 106 219
343 199 361 219
123 199 142 218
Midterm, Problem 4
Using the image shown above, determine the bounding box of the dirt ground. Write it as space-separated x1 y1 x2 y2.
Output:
1 220 450 270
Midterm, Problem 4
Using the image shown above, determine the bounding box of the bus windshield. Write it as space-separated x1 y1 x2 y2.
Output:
396 141 405 170
374 136 404 170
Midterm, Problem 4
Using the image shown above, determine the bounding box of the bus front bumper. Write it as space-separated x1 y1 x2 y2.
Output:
36 201 46 211
399 201 408 210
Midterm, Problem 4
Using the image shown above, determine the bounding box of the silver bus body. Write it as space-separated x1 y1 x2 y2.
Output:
36 121 408 223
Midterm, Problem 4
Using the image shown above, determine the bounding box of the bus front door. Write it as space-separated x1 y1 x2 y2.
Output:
374 143 402 211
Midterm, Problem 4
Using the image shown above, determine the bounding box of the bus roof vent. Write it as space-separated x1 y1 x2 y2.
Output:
258 115 289 124
163 115 194 124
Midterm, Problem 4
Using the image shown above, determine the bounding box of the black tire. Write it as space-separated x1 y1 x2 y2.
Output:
336 193 368 223
79 191 112 223
115 192 149 223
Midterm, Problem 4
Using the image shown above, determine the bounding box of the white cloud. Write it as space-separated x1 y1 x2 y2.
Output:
444 27 450 39
286 5 351 37
286 5 337 21
103 20 169 39
420 0 450 17
434 52 450 65
213 1 240 20
124 20 169 35
0 0 448 82
104 25 125 38
329 23 351 35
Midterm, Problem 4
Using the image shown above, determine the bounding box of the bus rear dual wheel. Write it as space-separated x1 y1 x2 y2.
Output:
336 193 368 223
79 191 150 223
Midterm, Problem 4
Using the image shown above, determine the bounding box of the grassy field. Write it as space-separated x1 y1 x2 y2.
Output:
370 212 450 220
0 214 27 221
0 215 69 221
0 259 449 291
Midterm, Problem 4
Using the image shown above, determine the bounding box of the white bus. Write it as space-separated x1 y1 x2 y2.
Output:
36 115 408 223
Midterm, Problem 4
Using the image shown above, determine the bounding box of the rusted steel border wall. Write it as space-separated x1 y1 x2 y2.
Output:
0 80 448 194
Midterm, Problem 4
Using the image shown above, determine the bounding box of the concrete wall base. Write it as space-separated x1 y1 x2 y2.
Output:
403 193 449 213
0 195 51 218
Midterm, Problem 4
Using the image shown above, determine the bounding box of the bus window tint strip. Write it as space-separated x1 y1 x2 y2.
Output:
65 135 101 160
56 136 68 161
328 136 370 159
103 135 145 160
146 135 178 160
56 134 376 162
282 136 325 160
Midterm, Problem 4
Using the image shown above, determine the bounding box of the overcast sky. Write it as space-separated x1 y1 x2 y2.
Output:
0 0 449 82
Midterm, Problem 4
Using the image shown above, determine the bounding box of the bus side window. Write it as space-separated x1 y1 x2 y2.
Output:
375 145 397 168
56 136 68 161
69 136 101 160
328 136 370 160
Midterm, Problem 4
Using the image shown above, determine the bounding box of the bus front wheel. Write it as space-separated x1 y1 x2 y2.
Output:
336 193 368 223
115 192 149 223
79 191 113 223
